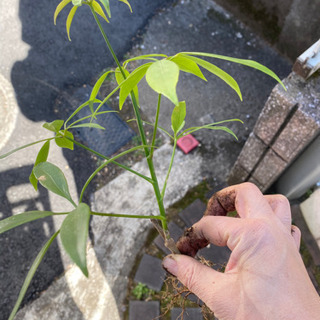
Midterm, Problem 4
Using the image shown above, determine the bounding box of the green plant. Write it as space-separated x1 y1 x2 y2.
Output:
132 282 154 300
0 0 286 318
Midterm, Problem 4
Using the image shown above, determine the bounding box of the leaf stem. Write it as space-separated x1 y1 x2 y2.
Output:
90 6 168 232
161 138 177 199
91 211 164 220
79 145 152 203
150 94 161 159
66 137 153 184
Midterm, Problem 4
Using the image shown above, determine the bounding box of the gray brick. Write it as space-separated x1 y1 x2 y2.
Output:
134 254 166 291
254 83 296 145
129 301 160 320
227 163 250 186
273 107 320 162
251 149 287 188
237 132 267 172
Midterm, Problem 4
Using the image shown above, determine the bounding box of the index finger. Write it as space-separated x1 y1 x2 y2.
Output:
205 182 273 219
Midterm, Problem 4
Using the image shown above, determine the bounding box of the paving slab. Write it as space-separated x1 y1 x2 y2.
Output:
179 199 207 227
129 301 160 320
154 221 184 255
171 307 203 320
134 254 166 292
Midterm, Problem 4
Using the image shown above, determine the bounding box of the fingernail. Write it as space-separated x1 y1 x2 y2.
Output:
162 254 178 276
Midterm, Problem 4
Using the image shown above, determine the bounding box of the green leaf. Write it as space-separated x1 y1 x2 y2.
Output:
90 70 114 102
124 54 167 65
99 0 111 18
0 211 64 235
0 138 53 160
207 126 239 140
72 0 82 6
70 123 105 130
118 63 152 110
145 59 179 106
8 231 60 320
116 67 139 109
118 0 132 12
55 130 74 150
185 55 242 101
54 0 72 25
65 99 102 128
66 5 78 41
182 52 286 90
43 120 64 133
92 0 109 23
171 101 186 134
60 203 91 277
33 162 75 206
29 140 50 191
170 55 207 81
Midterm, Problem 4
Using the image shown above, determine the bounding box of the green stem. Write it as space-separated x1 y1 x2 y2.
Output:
161 138 177 199
67 137 153 184
79 145 151 203
149 94 161 159
90 7 168 232
91 211 164 220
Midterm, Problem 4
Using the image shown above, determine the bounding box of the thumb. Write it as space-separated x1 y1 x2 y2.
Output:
162 254 223 305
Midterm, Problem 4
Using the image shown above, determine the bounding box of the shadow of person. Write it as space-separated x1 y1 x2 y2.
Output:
0 165 64 320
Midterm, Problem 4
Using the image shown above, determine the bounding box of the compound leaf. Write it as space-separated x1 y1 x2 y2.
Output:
29 140 50 191
60 203 91 277
0 211 62 235
171 101 186 134
33 162 75 206
185 55 242 101
43 120 64 133
92 0 109 23
170 55 206 81
146 59 179 106
66 5 78 41
118 63 151 110
99 0 111 17
183 52 286 90
118 0 132 12
54 0 72 25
55 130 74 150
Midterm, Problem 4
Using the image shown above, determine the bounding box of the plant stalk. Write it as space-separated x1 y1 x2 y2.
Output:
90 7 168 232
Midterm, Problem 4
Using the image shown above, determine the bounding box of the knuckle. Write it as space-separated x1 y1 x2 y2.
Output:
273 194 290 209
242 182 261 194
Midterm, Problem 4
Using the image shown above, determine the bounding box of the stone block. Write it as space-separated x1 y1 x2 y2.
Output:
171 308 203 320
179 199 207 227
254 83 297 145
134 254 166 292
237 132 267 172
251 149 287 188
272 107 320 162
154 222 183 255
198 244 231 270
227 163 250 186
129 301 160 320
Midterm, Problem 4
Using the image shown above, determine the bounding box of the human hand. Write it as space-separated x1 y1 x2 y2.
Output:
163 183 320 319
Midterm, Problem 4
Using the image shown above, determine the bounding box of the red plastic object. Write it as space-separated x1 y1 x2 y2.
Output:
177 134 199 154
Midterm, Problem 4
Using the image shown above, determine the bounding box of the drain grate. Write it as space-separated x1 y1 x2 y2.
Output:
69 86 135 157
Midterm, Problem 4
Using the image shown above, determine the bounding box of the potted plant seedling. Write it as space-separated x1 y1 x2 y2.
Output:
0 0 286 319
